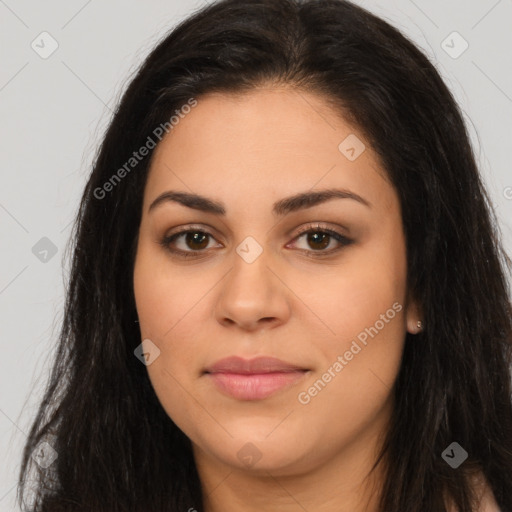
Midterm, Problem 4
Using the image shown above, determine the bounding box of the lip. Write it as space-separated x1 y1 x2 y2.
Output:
204 356 309 400
204 356 306 374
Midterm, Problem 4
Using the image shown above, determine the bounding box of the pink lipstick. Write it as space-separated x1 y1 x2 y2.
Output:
204 356 309 400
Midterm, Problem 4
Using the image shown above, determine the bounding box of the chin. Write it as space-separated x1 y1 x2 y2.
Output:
194 430 314 476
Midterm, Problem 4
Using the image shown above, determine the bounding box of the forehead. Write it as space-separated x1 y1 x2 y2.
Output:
144 87 395 214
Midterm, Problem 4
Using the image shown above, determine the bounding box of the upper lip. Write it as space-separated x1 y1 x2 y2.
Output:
204 356 307 374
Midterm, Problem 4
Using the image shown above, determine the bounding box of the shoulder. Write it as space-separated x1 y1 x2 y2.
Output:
476 480 500 512
446 472 500 512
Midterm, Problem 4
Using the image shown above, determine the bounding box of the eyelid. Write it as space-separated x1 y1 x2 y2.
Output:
291 222 349 238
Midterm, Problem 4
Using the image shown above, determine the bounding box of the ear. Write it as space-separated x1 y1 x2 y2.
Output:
405 292 424 335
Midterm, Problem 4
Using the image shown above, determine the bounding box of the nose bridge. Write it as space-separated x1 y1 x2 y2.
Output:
225 237 275 304
214 235 290 329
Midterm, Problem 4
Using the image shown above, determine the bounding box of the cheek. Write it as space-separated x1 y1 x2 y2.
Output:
133 244 212 430
133 271 198 375
295 240 407 356
295 300 406 453
133 240 205 341
294 236 407 413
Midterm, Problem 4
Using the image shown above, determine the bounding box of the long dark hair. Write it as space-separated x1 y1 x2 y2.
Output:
17 0 512 510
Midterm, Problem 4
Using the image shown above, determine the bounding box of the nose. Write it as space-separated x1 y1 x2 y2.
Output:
214 248 291 332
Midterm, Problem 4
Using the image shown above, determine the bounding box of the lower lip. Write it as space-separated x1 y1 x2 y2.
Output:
206 371 308 400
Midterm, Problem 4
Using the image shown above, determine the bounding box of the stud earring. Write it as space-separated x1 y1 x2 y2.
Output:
416 320 423 331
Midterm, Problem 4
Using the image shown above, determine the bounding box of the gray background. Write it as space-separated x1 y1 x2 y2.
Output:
1 0 511 509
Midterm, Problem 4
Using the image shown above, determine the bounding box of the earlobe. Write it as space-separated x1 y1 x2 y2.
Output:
405 295 424 335
407 319 424 335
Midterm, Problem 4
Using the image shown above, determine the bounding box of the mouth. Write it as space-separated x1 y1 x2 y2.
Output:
203 356 310 401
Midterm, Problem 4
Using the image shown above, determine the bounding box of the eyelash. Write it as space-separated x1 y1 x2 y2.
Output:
159 223 353 259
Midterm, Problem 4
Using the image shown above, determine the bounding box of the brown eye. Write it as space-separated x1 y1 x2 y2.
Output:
183 231 210 250
305 232 331 251
160 229 219 258
289 225 354 256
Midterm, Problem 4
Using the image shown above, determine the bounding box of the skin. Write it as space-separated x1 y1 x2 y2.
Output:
132 86 423 512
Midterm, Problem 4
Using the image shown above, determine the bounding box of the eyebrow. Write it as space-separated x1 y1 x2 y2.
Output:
148 188 371 216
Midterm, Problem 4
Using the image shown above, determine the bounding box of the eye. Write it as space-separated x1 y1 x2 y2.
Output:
160 227 221 258
288 223 353 256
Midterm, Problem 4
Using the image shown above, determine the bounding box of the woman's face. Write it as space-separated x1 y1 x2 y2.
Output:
133 87 420 479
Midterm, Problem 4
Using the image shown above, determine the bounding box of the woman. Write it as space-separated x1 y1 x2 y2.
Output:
17 0 512 510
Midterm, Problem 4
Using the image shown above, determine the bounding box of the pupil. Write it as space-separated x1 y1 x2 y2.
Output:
308 232 329 250
187 232 208 250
